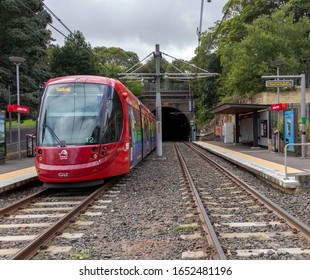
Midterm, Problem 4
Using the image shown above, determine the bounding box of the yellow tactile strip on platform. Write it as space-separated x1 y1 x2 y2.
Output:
196 142 303 174
0 167 36 180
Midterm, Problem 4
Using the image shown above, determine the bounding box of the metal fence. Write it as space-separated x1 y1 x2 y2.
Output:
6 134 36 157
144 83 190 92
6 140 27 153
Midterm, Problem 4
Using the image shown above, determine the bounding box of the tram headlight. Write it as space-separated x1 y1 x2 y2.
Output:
91 153 98 160
90 146 100 160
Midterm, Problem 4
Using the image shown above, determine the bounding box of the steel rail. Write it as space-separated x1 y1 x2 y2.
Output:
0 188 49 217
188 142 310 241
11 177 120 260
174 143 227 260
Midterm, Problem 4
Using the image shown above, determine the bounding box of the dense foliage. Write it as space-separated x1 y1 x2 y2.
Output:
0 0 52 118
193 0 310 126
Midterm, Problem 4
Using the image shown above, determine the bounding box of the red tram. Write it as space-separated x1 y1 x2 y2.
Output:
34 75 156 187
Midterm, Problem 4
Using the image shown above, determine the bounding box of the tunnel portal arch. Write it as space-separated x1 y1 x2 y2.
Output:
153 107 191 141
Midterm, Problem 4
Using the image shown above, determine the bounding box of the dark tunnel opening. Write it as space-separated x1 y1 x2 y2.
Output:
154 107 191 141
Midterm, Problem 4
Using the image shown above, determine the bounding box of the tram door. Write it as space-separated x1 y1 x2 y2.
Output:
128 105 142 167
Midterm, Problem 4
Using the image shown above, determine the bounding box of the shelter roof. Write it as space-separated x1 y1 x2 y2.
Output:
210 103 270 115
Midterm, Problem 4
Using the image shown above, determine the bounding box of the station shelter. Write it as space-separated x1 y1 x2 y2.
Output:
210 104 270 148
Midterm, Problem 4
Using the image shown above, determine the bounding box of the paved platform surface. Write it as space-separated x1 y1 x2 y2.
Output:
0 157 35 174
0 157 37 193
194 141 310 191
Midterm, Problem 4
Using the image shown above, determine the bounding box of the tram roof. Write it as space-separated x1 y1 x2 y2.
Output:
210 103 270 115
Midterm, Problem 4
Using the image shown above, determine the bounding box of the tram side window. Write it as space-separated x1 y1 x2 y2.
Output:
128 104 142 147
101 92 123 143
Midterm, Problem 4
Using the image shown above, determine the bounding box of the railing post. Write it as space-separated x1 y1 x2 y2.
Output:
284 142 310 180
284 144 289 179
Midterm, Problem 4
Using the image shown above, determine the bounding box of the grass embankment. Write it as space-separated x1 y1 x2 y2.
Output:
6 119 36 129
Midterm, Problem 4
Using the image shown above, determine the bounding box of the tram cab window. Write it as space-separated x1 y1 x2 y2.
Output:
100 89 123 143
38 83 115 146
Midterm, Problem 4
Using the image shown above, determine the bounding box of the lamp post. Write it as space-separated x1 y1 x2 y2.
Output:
197 0 211 47
272 60 284 154
9 56 26 160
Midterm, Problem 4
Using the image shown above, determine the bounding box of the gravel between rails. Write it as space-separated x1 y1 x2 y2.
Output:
0 185 43 209
193 143 310 228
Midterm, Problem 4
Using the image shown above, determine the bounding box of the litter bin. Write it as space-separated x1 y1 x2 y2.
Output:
272 130 278 152
26 134 36 157
0 142 5 164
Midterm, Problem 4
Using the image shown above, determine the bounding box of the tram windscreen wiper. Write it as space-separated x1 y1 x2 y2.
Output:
43 123 66 147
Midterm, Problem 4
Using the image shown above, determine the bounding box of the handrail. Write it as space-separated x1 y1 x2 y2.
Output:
284 143 310 179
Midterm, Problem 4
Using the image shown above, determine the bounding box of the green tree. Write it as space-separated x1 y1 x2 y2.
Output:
49 31 99 76
218 8 310 100
93 46 140 78
190 29 222 128
0 0 52 114
287 0 310 22
191 52 221 128
219 0 289 44
93 46 143 95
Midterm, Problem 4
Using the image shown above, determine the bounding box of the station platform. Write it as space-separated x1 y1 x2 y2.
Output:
194 141 310 192
0 157 37 194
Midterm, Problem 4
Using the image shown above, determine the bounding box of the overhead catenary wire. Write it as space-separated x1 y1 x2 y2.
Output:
15 0 70 40
119 48 217 81
40 1 87 44
15 0 111 72
161 52 213 74
41 2 75 37
124 52 154 73
40 1 111 71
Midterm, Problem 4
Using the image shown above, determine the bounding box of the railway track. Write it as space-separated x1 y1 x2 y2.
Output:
175 142 310 260
0 178 121 260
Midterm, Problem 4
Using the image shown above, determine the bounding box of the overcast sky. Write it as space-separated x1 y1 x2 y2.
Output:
44 0 227 61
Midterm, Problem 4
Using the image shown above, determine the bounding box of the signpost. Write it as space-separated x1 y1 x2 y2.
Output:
266 80 294 88
270 103 287 111
7 104 30 114
262 74 306 158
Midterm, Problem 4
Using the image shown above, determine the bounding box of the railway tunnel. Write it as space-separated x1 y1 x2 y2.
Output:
140 82 193 141
154 107 191 141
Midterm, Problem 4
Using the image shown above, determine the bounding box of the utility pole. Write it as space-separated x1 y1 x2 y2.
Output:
155 44 163 157
197 0 212 47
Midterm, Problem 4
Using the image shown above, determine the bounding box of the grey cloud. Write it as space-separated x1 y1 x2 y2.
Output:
45 0 226 60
